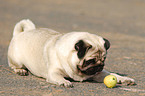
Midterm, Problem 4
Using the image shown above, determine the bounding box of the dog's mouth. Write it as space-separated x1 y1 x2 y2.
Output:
77 59 104 75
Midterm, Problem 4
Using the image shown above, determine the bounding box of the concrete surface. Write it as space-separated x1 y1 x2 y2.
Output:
0 0 145 96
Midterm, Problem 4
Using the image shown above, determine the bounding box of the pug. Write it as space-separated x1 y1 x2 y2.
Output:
8 19 135 87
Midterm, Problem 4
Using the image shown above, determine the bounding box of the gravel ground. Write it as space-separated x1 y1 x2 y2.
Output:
0 0 145 96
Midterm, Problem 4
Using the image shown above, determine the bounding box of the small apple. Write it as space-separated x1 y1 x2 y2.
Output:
104 75 117 88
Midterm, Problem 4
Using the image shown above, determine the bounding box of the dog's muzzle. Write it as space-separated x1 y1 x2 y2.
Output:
77 58 104 75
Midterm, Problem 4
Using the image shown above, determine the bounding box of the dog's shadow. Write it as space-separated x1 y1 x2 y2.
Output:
114 73 128 76
65 72 128 83
64 77 99 83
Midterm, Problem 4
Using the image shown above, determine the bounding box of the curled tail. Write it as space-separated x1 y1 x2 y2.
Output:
13 19 36 36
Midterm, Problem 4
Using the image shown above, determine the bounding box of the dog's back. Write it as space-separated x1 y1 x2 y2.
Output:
8 19 61 78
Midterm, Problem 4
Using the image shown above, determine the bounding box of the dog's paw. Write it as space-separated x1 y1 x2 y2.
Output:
14 69 28 76
118 77 135 85
59 80 73 88
110 73 136 86
47 78 73 88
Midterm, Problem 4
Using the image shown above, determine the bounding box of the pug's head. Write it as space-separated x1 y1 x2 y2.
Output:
74 38 110 76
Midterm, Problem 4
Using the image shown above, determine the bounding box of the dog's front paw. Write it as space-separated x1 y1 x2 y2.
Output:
59 80 73 88
110 73 135 86
14 69 28 76
47 76 73 88
118 76 135 85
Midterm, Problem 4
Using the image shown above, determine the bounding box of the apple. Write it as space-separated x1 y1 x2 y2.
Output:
104 75 117 88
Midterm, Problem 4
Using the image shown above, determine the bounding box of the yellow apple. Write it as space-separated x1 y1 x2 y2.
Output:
104 75 117 88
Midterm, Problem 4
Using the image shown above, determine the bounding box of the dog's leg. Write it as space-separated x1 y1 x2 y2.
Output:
110 73 135 85
8 57 28 76
46 70 73 87
92 69 135 85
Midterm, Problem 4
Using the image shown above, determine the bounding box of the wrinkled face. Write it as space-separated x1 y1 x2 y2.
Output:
74 38 110 75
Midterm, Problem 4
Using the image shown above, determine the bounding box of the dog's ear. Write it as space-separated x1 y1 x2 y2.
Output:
75 40 92 59
103 38 110 50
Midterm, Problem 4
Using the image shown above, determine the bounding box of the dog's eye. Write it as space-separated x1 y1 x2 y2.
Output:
88 45 92 49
